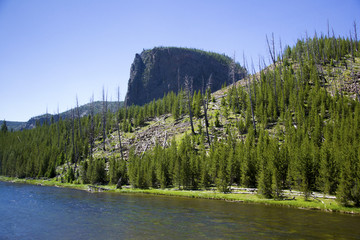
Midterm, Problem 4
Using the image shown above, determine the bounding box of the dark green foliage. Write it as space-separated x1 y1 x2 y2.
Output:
257 130 273 198
90 159 107 185
0 30 359 207
193 90 202 119
66 167 75 183
1 120 8 133
214 111 221 127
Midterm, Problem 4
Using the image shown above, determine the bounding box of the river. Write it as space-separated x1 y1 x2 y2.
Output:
1 181 360 239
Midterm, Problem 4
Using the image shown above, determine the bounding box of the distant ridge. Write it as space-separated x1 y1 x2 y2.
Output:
1 101 123 131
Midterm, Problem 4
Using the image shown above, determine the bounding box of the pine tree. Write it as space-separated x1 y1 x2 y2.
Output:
184 75 195 135
1 120 8 134
257 130 273 198
215 142 231 192
172 95 180 120
193 90 202 119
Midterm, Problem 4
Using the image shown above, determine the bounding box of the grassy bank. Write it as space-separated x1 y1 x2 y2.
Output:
1 176 360 215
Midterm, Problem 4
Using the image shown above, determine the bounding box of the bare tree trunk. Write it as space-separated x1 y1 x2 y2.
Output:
184 75 195 135
354 21 358 52
248 75 256 135
71 109 77 166
57 105 60 148
229 53 236 111
76 95 82 139
258 58 263 90
244 59 256 135
332 29 338 62
232 53 243 118
102 88 108 151
350 31 355 63
327 19 330 38
116 87 124 160
314 31 321 62
279 39 286 111
266 33 277 113
65 125 70 169
251 58 257 104
89 95 94 159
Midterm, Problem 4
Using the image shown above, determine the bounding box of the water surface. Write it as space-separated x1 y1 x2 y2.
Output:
1 181 359 239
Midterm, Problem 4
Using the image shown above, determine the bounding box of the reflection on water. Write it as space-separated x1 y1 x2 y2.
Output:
1 181 360 239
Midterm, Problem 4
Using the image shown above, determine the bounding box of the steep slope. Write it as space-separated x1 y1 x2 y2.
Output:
1 34 360 207
125 47 246 106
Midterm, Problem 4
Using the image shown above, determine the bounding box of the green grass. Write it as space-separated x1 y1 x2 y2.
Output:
1 175 360 215
0 176 89 191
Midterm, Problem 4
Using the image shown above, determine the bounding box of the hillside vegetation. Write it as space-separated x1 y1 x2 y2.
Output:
1 30 360 208
1 101 122 131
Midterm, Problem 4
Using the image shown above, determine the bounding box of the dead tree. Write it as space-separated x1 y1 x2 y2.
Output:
251 58 257 104
71 109 77 166
266 33 278 112
332 29 338 62
57 105 60 148
279 38 286 110
116 87 124 160
354 21 358 52
102 87 108 151
327 19 330 38
350 31 355 63
230 53 242 117
244 59 256 135
184 75 195 135
89 95 95 159
76 95 82 139
258 56 266 90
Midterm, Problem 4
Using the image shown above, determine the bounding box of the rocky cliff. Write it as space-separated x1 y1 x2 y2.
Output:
125 47 246 106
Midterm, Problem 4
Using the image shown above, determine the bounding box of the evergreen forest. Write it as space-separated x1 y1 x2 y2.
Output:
1 28 360 207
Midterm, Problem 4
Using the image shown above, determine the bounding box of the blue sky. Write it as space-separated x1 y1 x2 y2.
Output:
0 0 359 121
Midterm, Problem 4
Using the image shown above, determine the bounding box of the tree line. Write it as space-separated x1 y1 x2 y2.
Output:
0 27 359 206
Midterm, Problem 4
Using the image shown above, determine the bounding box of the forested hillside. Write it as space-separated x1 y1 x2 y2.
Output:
1 30 359 206
1 101 122 131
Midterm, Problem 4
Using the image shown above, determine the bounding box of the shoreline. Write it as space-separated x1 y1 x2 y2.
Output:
1 176 360 215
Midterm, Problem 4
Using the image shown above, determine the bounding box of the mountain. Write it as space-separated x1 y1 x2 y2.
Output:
1 33 360 207
0 121 25 132
124 47 246 106
4 101 123 131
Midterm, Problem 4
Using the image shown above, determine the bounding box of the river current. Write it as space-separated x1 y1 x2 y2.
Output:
1 181 360 239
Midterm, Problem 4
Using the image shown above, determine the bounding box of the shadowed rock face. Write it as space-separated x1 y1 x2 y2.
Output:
125 47 246 106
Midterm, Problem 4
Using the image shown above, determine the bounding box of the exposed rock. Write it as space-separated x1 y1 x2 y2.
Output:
125 47 246 106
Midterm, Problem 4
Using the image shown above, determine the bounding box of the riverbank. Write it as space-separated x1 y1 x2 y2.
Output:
1 176 360 215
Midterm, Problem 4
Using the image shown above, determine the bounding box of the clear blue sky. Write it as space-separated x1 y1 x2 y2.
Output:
0 0 359 121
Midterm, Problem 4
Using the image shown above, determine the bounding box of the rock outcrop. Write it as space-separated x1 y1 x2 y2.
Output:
125 47 246 106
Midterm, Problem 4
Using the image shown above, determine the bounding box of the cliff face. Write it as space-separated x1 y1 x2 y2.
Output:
125 47 246 106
